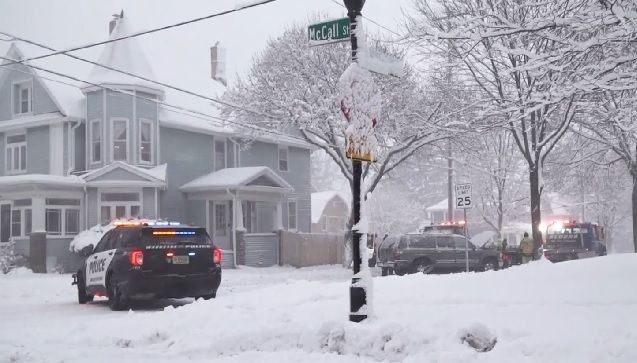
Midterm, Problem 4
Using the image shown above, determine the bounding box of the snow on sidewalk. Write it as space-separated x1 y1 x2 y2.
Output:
1 256 637 362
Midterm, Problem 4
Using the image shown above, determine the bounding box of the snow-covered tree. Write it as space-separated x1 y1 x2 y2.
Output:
222 21 455 262
406 0 583 253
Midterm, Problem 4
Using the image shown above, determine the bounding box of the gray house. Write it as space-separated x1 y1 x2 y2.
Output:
0 15 312 272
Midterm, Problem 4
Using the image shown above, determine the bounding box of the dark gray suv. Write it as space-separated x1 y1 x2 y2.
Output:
377 233 500 275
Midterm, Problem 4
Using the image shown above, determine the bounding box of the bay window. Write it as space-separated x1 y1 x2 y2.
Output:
90 119 101 163
111 119 129 161
139 119 153 164
45 198 80 236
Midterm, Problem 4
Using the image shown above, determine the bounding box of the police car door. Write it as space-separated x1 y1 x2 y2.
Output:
86 230 117 289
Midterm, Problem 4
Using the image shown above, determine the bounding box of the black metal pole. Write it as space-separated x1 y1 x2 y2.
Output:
345 0 367 323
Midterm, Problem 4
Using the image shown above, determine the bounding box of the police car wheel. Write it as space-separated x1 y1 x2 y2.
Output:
77 273 93 304
107 276 129 311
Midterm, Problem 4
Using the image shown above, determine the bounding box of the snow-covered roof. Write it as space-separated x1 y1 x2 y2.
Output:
311 191 349 223
86 15 164 96
1 44 85 119
81 161 167 188
0 174 84 188
426 199 449 212
180 166 293 193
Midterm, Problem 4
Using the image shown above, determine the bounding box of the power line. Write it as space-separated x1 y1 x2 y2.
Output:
0 31 280 121
0 55 305 143
0 0 277 66
328 0 402 38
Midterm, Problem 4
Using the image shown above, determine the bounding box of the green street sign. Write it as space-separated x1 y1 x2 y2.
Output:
308 18 350 47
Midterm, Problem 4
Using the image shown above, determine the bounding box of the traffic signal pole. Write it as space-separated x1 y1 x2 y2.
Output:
345 0 367 323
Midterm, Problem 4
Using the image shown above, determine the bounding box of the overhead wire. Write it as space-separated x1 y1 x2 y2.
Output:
0 0 278 66
0 30 281 121
0 55 305 143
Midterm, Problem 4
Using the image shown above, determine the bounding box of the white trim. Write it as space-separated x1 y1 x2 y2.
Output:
278 145 289 172
89 119 102 164
138 118 154 165
44 198 82 238
49 123 64 175
11 78 33 117
132 90 137 163
110 117 130 163
97 188 143 224
5 131 27 175
287 199 297 231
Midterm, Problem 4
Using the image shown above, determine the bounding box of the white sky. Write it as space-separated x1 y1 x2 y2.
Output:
0 0 413 106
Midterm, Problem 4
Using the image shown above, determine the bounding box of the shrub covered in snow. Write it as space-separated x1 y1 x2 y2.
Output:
69 224 115 253
0 241 16 274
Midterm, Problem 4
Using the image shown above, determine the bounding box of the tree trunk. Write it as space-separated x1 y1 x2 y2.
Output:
497 186 504 238
529 166 543 258
632 173 637 253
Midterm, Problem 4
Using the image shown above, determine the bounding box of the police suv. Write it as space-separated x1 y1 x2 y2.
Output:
72 220 222 310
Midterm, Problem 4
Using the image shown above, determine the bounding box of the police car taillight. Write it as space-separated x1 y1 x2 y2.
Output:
213 247 222 264
128 249 144 266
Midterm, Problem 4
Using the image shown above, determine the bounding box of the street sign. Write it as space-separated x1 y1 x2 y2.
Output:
308 18 350 47
455 183 473 209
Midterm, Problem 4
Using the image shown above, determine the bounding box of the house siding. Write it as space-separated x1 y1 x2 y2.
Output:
87 188 98 227
239 141 311 232
142 187 156 219
27 126 49 174
0 64 59 121
0 132 4 177
159 126 214 224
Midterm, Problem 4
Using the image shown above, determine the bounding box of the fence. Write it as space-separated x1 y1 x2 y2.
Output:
279 230 345 267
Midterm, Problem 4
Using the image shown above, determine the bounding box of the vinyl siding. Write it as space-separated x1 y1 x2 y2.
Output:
27 126 49 174
142 187 156 219
105 90 134 164
159 126 214 225
74 123 86 172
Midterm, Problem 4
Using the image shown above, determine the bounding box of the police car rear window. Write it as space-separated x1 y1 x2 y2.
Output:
141 228 212 246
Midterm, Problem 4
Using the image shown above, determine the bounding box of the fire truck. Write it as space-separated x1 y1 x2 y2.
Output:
542 219 607 263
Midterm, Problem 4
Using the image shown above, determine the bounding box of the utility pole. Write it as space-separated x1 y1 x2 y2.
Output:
344 0 367 323
447 140 454 222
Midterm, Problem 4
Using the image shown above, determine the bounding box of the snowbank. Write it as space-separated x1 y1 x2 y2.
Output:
69 224 115 253
1 256 637 362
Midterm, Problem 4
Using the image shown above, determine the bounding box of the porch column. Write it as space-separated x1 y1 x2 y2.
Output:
235 197 245 231
32 196 46 232
275 201 284 230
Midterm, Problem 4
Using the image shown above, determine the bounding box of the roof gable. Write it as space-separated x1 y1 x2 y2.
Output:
82 161 166 187
180 167 293 192
1 44 84 118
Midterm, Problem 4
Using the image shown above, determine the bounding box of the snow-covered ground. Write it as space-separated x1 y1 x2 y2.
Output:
1 256 636 362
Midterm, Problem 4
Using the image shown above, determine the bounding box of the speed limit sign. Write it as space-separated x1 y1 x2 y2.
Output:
455 183 472 209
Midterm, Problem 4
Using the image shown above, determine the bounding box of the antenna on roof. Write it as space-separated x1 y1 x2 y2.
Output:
109 10 124 35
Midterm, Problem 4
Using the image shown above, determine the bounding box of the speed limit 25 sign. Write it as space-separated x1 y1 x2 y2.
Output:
455 183 473 209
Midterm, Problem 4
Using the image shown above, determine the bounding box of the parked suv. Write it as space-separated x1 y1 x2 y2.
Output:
378 233 500 275
72 221 222 310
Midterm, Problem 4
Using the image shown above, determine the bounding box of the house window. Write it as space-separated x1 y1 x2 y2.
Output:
279 146 288 171
6 134 27 173
139 119 153 164
215 140 226 171
90 120 101 163
45 198 80 236
99 192 141 225
11 210 20 238
288 200 297 230
111 119 128 161
12 80 32 115
11 199 32 238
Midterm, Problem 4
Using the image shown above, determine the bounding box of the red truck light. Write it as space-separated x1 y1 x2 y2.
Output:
213 247 222 264
128 249 144 266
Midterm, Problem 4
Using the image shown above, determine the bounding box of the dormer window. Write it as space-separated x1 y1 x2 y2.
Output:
12 80 32 115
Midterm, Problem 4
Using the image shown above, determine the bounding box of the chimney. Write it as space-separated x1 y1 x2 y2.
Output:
109 10 124 35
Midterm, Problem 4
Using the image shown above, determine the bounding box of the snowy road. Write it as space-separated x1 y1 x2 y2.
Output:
1 257 637 362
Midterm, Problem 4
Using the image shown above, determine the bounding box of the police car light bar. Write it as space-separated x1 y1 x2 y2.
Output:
152 230 196 236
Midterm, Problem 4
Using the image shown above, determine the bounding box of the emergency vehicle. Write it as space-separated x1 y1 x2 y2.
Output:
419 221 467 236
72 220 222 310
542 219 607 262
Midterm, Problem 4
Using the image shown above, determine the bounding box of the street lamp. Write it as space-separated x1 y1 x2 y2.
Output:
344 0 367 323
